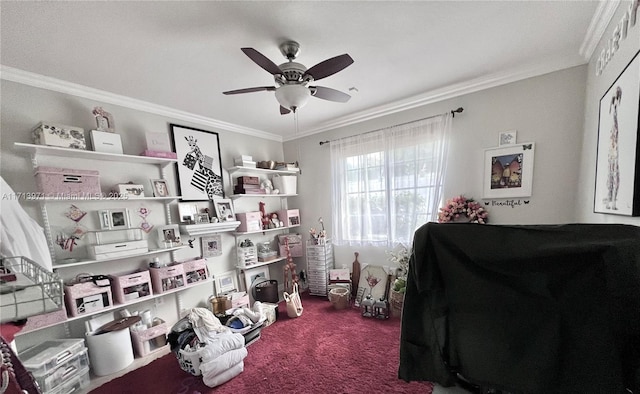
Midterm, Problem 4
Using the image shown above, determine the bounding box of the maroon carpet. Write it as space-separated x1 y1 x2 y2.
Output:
90 293 433 393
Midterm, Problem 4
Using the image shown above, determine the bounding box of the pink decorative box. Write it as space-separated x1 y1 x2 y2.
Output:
276 209 300 227
236 211 262 232
110 270 153 304
180 258 209 285
149 264 186 293
130 320 168 357
279 242 303 258
140 150 177 159
35 166 101 197
64 282 113 317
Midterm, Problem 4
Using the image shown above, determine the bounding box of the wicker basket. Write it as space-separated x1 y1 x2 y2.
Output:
328 287 350 310
389 289 405 317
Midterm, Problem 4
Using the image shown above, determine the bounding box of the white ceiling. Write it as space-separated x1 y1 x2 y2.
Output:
1 1 602 140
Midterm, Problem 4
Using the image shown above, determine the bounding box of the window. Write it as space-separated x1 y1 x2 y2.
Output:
330 114 452 246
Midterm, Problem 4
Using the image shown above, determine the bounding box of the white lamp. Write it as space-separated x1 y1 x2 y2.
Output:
275 84 311 112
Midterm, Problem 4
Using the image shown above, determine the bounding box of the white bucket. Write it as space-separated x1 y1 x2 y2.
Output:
86 328 134 376
272 175 297 195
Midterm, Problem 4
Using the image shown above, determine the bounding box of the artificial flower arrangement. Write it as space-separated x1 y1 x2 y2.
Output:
438 195 489 224
387 244 410 293
309 217 327 245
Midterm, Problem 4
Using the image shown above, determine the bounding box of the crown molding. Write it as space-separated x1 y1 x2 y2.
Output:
579 0 620 60
284 56 587 142
0 65 283 142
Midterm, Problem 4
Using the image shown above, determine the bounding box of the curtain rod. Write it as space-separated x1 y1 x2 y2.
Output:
319 107 463 146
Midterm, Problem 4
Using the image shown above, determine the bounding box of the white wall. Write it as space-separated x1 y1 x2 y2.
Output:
284 65 588 269
576 2 640 225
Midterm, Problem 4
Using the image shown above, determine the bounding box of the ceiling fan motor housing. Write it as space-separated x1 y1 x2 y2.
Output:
277 61 309 85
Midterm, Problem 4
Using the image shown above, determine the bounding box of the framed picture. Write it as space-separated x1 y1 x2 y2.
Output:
498 130 517 146
177 203 198 223
213 199 235 222
157 224 181 247
170 124 224 201
355 265 388 307
215 270 238 295
483 143 535 199
195 213 210 224
98 209 131 230
150 179 170 197
594 50 640 216
201 234 222 257
243 266 270 293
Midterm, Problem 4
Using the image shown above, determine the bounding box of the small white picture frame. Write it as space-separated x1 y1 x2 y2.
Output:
98 209 131 230
213 198 235 222
150 179 170 197
215 270 238 295
201 234 222 257
157 224 181 248
498 130 517 146
178 203 198 223
195 213 210 224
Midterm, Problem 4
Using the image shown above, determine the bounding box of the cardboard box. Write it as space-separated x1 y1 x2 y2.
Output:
110 270 153 304
149 264 186 293
116 183 145 198
90 130 123 154
32 122 86 150
144 132 172 152
64 282 113 317
35 166 101 197
236 211 262 232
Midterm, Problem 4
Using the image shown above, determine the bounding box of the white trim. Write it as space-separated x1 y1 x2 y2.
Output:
579 0 620 61
285 56 587 141
0 65 283 142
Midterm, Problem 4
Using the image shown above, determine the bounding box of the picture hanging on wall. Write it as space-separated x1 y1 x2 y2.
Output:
170 124 224 201
594 50 640 216
482 143 535 199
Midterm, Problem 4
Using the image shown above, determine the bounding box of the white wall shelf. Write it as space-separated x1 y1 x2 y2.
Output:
233 224 300 236
14 142 177 167
18 195 181 203
16 277 214 335
52 245 189 269
228 166 299 175
179 221 241 236
237 256 287 270
230 193 297 199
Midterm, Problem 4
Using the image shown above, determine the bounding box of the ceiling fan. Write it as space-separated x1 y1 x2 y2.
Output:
223 41 354 115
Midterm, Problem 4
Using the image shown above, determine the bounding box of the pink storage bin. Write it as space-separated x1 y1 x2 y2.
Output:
64 282 113 317
130 320 168 357
110 270 153 304
149 264 186 293
35 166 101 197
276 209 300 227
236 211 262 232
180 258 209 285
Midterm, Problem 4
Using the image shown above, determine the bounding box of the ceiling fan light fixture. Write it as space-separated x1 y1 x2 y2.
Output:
275 84 311 112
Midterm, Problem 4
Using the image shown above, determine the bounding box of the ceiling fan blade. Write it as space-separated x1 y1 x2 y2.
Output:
304 54 354 81
310 86 351 102
280 106 291 115
241 48 282 75
223 86 276 95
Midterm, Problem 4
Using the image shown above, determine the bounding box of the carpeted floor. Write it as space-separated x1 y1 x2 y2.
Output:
90 292 433 393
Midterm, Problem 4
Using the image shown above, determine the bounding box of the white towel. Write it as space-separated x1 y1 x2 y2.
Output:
202 361 244 388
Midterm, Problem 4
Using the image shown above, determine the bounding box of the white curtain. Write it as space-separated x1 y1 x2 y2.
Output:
330 113 452 247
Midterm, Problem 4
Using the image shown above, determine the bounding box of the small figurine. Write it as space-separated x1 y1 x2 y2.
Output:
92 106 115 133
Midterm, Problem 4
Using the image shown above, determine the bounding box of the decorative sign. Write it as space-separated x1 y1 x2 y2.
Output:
595 0 639 76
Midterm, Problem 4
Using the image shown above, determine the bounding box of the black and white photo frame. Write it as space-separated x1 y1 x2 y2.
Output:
213 199 235 222
170 124 224 201
157 224 181 248
150 179 170 198
594 50 640 216
201 234 222 257
98 209 131 230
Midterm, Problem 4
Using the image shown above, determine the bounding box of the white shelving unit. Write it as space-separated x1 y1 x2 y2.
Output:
10 142 238 386
227 166 301 293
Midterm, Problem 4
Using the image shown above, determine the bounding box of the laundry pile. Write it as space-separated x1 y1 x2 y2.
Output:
168 303 265 387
